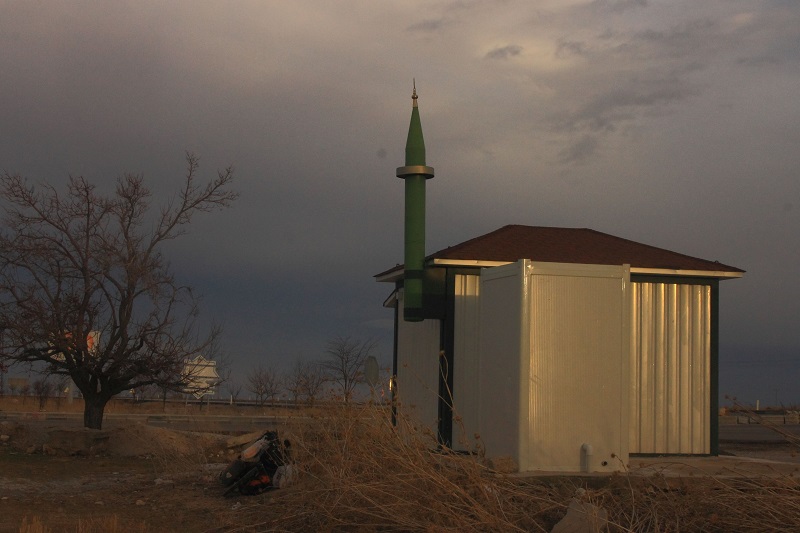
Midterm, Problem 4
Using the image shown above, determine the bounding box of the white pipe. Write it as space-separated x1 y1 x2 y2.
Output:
580 443 593 473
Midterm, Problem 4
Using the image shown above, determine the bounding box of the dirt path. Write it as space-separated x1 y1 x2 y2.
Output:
0 422 279 532
0 448 256 532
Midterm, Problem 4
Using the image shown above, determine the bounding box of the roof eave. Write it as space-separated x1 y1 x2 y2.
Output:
431 258 511 268
435 258 745 278
375 259 744 281
629 267 744 279
375 266 404 283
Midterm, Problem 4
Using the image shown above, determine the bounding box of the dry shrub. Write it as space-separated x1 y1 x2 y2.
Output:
233 404 569 532
223 405 800 532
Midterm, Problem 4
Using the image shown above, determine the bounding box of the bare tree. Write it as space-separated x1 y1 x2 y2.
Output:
246 364 281 407
0 154 237 428
224 379 244 405
284 363 303 405
19 382 30 404
54 375 70 408
320 336 377 403
287 359 326 407
32 377 53 410
134 383 161 401
300 361 326 407
218 364 243 405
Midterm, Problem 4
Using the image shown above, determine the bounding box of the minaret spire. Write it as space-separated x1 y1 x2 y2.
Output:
405 81 426 167
396 82 435 322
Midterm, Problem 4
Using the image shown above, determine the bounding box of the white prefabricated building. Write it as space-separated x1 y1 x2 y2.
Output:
478 261 630 473
378 225 744 473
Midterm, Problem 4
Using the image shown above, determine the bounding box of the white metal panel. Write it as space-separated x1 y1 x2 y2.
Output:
478 261 630 473
451 274 482 449
629 282 711 454
396 289 441 436
477 262 526 465
525 262 630 472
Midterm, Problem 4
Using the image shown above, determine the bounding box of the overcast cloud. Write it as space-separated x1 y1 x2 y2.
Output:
1 0 798 404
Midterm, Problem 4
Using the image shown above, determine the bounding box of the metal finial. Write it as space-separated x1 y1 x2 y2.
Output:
412 79 418 107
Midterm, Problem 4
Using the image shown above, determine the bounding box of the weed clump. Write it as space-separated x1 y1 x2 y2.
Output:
233 404 800 532
240 405 573 531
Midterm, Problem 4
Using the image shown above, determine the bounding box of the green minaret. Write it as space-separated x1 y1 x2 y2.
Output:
396 82 434 322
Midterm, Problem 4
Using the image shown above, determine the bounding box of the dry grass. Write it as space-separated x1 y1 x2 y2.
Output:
595 473 800 532
225 404 800 533
142 426 225 476
18 514 149 533
10 401 800 532
234 405 573 531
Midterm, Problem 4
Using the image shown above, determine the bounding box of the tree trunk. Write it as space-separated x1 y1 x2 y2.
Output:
83 395 109 429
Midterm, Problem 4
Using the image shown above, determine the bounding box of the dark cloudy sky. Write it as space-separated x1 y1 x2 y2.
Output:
2 1 798 405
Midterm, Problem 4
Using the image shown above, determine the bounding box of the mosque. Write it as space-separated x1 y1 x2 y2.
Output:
376 87 744 473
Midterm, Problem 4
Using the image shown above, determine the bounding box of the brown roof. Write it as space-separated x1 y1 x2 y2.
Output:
377 225 744 278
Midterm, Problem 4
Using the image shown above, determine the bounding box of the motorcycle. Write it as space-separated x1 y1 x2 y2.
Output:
219 430 292 496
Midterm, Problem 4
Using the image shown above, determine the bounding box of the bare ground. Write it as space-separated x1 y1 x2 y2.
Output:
0 422 266 533
2 404 800 532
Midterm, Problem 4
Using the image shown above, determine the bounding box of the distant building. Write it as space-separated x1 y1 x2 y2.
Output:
376 90 744 473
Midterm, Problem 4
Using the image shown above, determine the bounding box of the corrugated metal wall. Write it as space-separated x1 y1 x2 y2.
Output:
629 282 711 454
452 274 481 448
396 289 442 436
